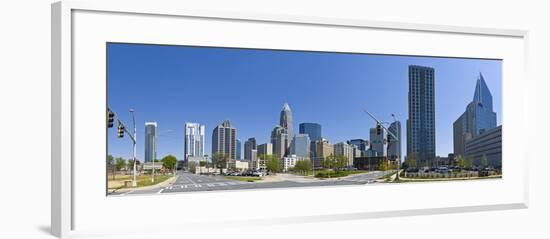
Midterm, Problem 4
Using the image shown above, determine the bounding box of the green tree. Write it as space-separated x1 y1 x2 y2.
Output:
481 154 489 168
264 154 281 174
455 155 465 169
188 161 198 174
335 155 348 171
464 156 474 170
115 157 126 171
212 152 228 174
293 160 312 175
107 155 115 180
407 155 418 168
161 155 177 171
199 161 207 167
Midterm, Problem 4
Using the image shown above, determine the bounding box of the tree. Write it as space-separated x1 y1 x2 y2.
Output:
115 157 126 171
188 161 198 174
107 155 115 180
378 160 388 171
481 154 489 169
293 160 312 175
335 155 348 171
161 155 177 172
199 161 207 167
212 152 228 174
464 156 474 170
407 155 418 169
264 154 281 174
455 155 465 169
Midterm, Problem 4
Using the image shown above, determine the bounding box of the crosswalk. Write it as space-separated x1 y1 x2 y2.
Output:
164 181 248 190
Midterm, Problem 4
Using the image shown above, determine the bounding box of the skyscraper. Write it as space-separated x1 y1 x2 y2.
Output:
257 143 273 156
144 122 157 163
311 139 333 168
236 139 242 160
388 121 402 160
407 65 436 167
299 123 322 142
244 137 257 160
280 103 293 138
290 134 310 159
347 139 368 157
271 125 288 159
184 122 205 162
453 73 497 156
212 120 237 160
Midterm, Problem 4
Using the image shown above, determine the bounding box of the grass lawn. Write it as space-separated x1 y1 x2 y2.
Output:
224 176 263 182
314 170 369 178
108 174 173 189
393 175 502 183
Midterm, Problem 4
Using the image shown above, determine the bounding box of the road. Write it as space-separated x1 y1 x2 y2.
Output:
110 170 390 196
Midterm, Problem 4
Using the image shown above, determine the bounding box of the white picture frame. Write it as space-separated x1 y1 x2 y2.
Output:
51 1 529 238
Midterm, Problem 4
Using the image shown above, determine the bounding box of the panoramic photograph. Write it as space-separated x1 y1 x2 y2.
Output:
106 43 502 196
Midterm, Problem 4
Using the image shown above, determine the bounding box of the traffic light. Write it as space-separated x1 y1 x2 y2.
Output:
107 109 115 128
117 122 125 138
376 124 381 135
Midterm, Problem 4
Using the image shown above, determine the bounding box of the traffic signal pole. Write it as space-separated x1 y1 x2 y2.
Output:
363 110 400 181
130 109 137 187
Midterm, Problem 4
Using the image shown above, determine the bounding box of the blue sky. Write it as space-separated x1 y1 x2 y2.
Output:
107 43 502 161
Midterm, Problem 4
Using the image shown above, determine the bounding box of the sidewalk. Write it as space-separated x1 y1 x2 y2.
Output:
108 175 177 194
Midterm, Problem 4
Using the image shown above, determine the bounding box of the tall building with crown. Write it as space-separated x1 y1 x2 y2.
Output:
453 73 497 157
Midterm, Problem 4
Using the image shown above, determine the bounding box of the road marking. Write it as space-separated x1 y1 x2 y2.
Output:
157 189 164 194
217 183 227 186
206 184 215 187
181 173 199 186
194 184 201 188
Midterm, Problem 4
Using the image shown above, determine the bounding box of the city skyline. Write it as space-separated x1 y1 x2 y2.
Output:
107 43 502 162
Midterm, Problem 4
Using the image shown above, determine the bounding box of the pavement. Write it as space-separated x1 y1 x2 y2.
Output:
109 170 388 196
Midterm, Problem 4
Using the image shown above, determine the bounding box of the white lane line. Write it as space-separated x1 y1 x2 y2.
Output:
181 173 199 186
194 184 201 188
157 189 164 194
217 183 227 186
206 184 215 187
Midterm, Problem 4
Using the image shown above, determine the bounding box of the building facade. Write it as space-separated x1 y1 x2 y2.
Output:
347 139 368 157
184 122 205 165
280 103 293 139
212 120 237 161
244 137 257 160
271 125 289 159
311 139 333 168
407 65 436 167
257 143 273 156
334 142 354 167
236 139 242 160
144 122 157 163
299 123 322 142
453 73 497 156
464 125 502 167
387 121 402 160
290 134 310 159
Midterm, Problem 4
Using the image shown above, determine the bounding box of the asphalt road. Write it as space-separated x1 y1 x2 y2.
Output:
110 170 388 196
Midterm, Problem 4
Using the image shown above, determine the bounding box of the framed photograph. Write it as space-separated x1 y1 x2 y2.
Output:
52 1 528 238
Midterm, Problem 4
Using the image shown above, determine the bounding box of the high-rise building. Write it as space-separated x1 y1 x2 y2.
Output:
212 120 237 161
144 122 157 163
388 121 402 160
184 122 205 163
244 137 257 160
299 123 322 142
271 126 289 159
236 139 242 160
347 139 368 157
280 103 293 138
257 143 273 156
334 142 354 167
290 134 310 159
453 73 497 156
407 65 436 167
